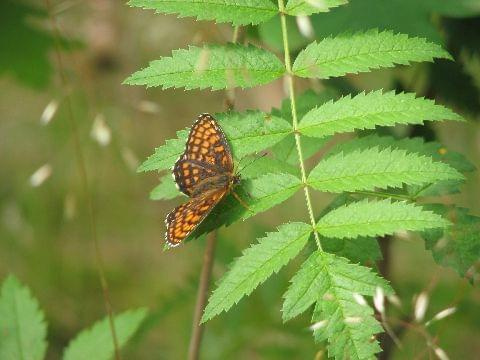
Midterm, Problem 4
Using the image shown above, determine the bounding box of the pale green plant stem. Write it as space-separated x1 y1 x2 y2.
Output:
277 1 322 250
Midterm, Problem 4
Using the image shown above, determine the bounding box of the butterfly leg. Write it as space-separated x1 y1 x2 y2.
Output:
231 191 253 214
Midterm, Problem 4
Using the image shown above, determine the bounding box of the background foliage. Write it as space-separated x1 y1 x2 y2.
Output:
0 0 479 359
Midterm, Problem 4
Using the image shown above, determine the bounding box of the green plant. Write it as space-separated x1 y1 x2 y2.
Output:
0 275 147 360
125 1 478 358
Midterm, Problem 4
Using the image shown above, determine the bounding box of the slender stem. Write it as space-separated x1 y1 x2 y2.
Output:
44 1 121 359
187 25 241 360
277 1 322 250
188 232 217 360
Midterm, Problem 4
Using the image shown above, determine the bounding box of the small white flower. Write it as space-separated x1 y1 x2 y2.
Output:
434 347 449 360
29 164 52 187
90 114 111 146
137 100 161 114
309 320 327 331
426 307 456 326
296 16 314 39
352 293 367 306
387 294 402 308
40 100 59 125
345 316 362 324
414 292 429 322
373 287 385 314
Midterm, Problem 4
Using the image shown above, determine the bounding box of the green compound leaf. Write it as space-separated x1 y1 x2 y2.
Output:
63 308 148 360
285 0 347 15
0 275 47 360
202 222 312 322
138 111 291 173
292 29 451 79
422 205 480 282
298 90 462 138
308 146 463 193
316 199 450 239
282 250 392 321
124 44 284 90
128 0 278 25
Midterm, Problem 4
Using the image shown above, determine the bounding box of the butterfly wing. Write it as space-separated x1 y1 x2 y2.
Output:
185 113 234 170
165 188 227 247
172 158 216 196
173 113 234 196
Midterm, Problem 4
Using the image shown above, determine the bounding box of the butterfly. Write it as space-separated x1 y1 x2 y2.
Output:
165 113 241 247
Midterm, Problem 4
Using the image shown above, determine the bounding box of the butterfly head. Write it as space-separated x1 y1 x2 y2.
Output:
232 174 241 186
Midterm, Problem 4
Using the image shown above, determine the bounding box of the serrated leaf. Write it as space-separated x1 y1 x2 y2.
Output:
187 172 303 241
124 44 284 90
202 222 312 322
316 199 450 239
327 134 475 197
422 205 480 281
308 146 463 193
216 112 292 159
63 308 148 360
285 0 347 15
150 174 182 200
128 0 278 25
311 287 381 359
318 196 382 264
0 275 47 360
282 251 392 322
138 111 291 173
239 155 300 179
298 90 462 138
292 29 451 79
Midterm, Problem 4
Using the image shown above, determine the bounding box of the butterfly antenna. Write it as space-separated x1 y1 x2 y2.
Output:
236 152 268 175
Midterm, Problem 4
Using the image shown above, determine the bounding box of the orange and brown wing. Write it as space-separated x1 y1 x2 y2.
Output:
173 113 234 196
184 113 234 171
172 158 216 196
164 188 227 247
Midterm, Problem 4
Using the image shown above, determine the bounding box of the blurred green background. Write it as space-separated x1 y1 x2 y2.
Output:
1 0 479 359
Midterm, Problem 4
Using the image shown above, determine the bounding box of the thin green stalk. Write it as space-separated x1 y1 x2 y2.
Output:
277 0 322 250
44 1 121 359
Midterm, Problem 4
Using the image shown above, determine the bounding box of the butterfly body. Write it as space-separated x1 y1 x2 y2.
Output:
165 114 239 247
